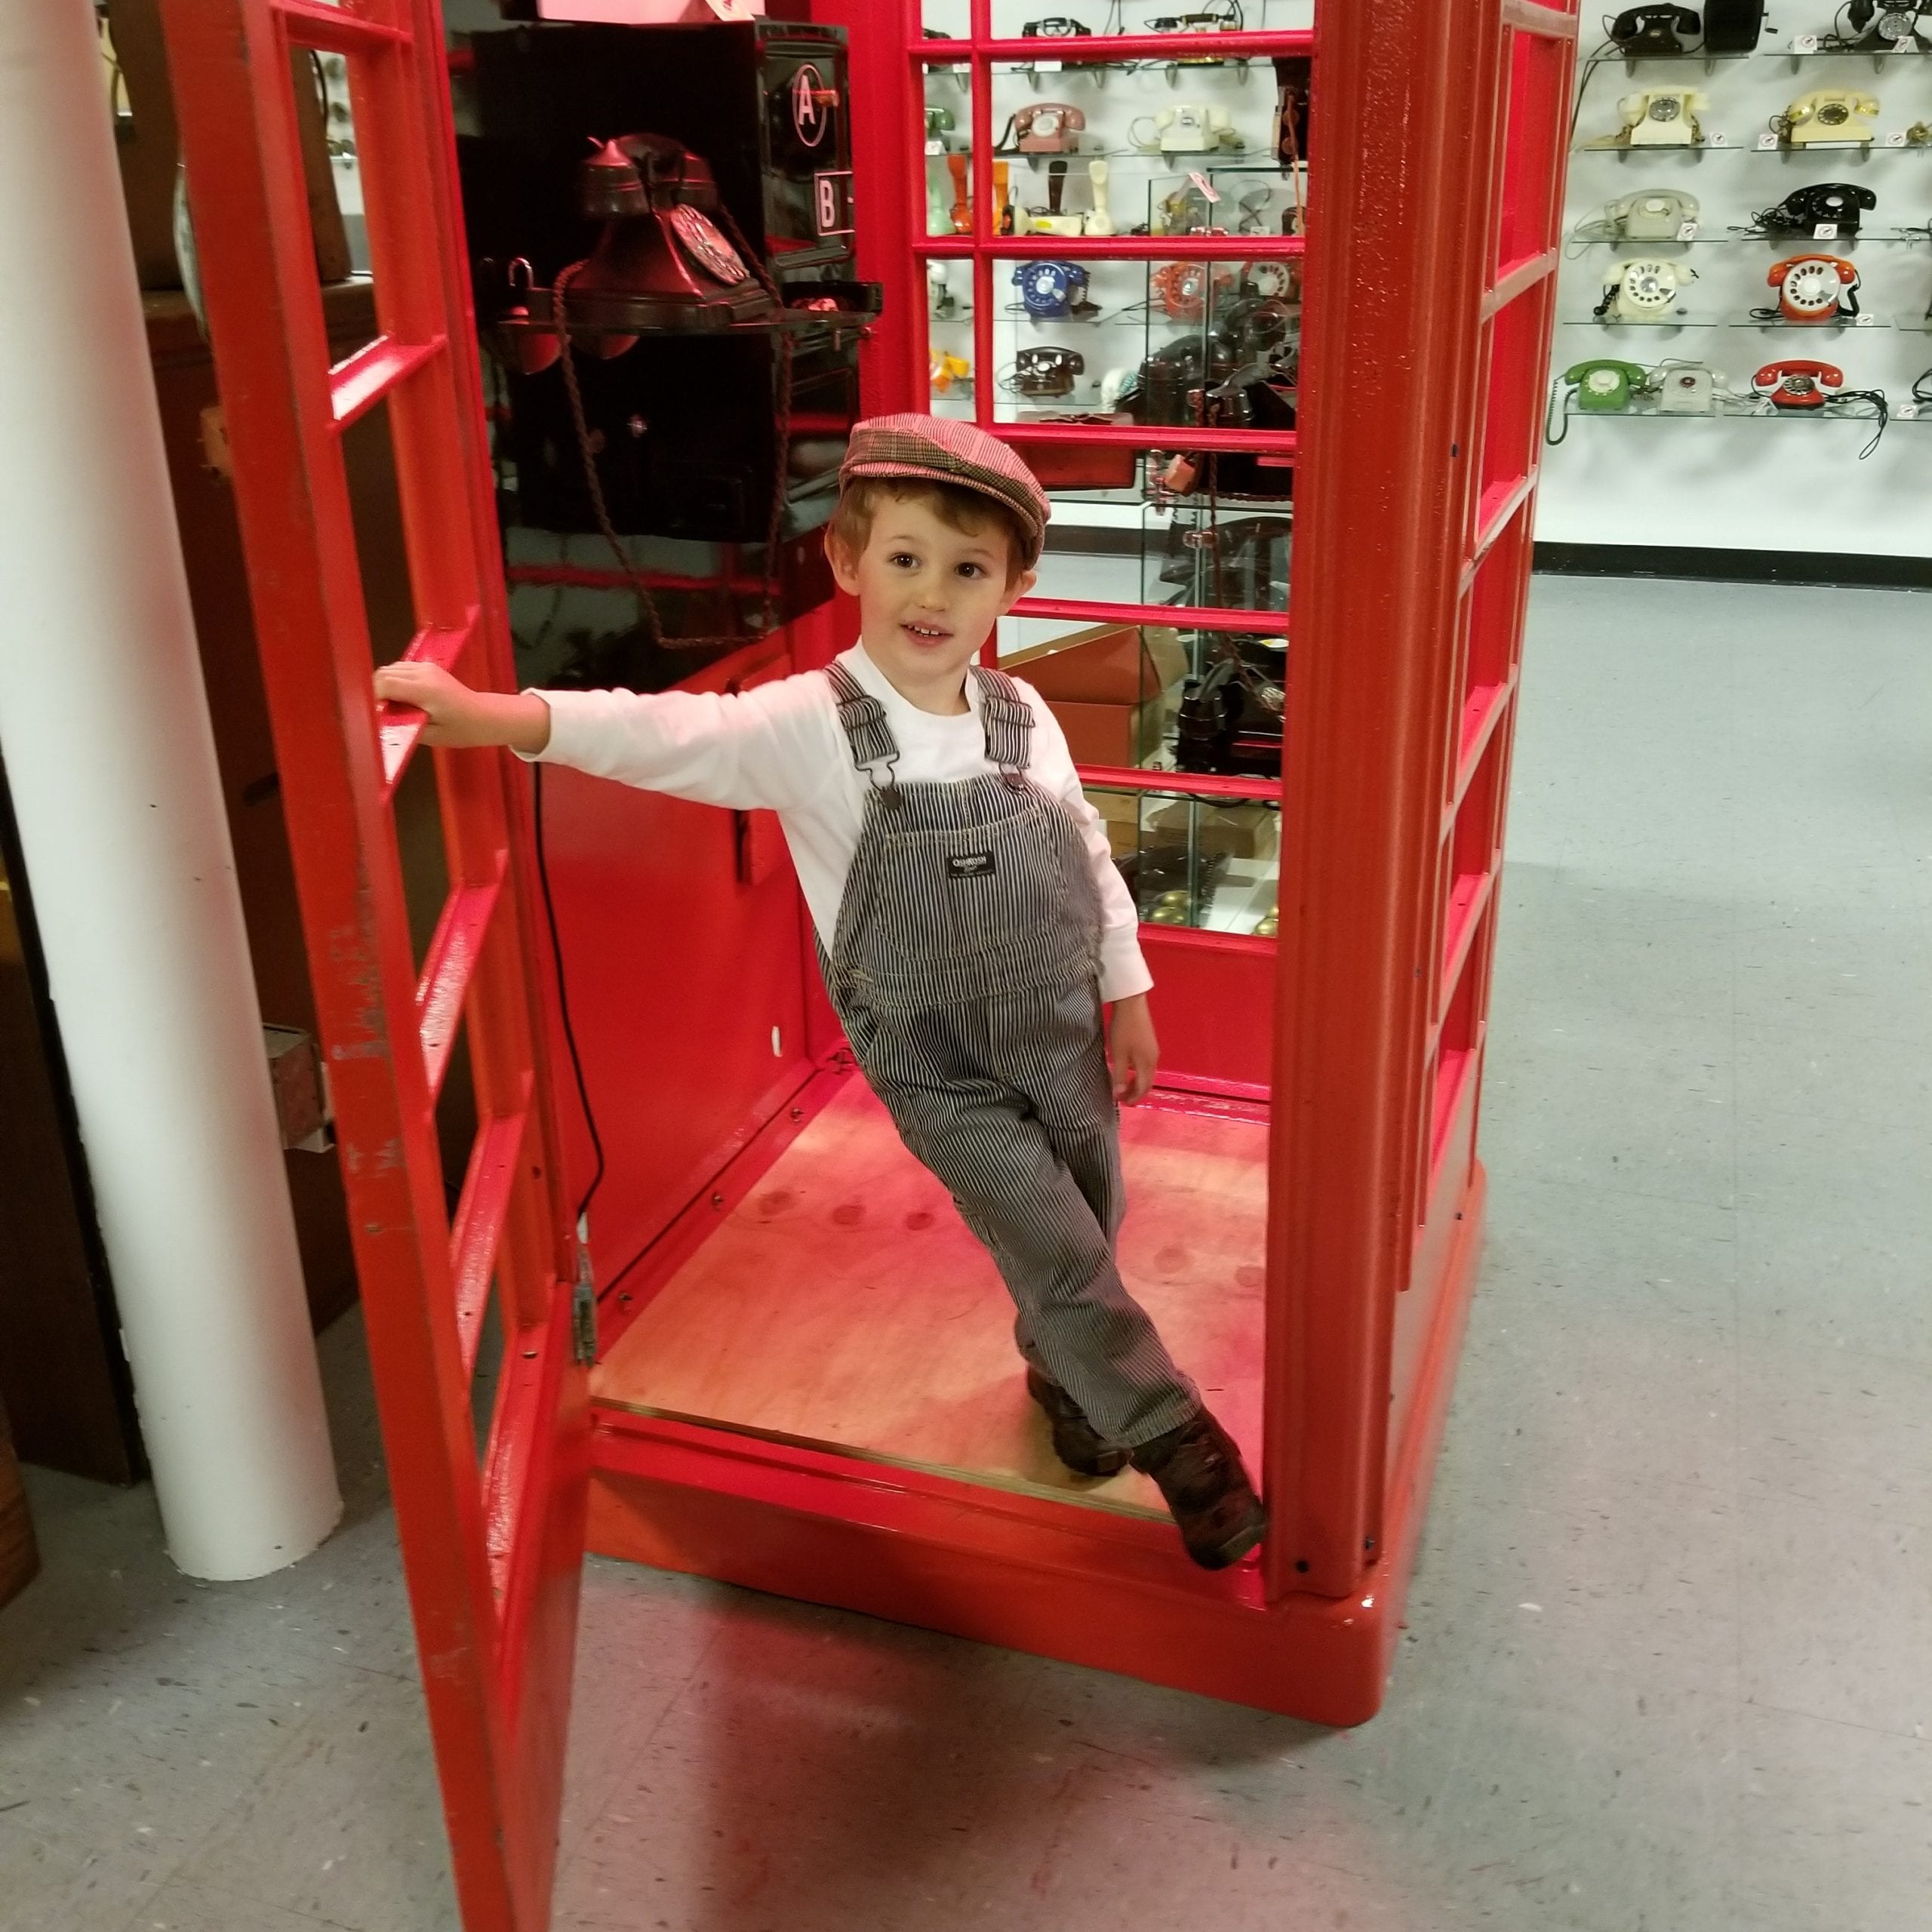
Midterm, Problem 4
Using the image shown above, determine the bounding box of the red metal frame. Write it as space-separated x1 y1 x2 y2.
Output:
165 0 1574 1921
157 2 589 1927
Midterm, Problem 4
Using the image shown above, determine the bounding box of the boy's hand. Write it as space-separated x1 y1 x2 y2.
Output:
1106 992 1159 1106
372 662 551 755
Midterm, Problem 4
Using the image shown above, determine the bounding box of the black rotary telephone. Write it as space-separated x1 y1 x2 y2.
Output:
1748 183 1878 237
1006 346 1084 397
1839 0 1930 51
1174 651 1285 779
1611 6 1702 54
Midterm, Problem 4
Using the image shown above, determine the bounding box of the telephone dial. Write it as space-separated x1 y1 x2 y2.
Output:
1835 0 1930 51
1152 260 1235 323
1753 359 1842 407
1004 346 1084 398
1611 7 1703 55
1605 88 1710 147
1014 103 1085 154
1700 0 1764 52
1779 91 1881 146
1011 260 1100 320
1580 188 1701 243
1595 257 1697 322
1761 254 1861 323
1747 183 1877 238
1133 104 1240 155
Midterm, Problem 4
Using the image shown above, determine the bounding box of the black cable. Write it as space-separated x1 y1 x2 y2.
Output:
531 759 605 1229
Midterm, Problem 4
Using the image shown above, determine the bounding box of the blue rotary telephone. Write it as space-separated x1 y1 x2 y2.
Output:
1011 260 1099 320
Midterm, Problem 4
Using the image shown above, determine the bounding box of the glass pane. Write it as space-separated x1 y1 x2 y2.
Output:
1083 782 1281 937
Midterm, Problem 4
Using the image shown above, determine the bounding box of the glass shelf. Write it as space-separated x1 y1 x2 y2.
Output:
1561 318 1896 332
1574 137 1932 156
1549 400 1903 426
1566 229 1931 247
1589 46 1932 66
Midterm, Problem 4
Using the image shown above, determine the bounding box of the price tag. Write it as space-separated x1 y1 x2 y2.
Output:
1888 130 1910 146
1756 131 1780 149
1187 171 1221 202
1678 219 1700 241
1791 33 1820 54
1814 221 1839 239
924 139 946 155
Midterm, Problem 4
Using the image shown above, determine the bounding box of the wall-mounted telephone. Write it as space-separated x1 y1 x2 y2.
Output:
1836 0 1929 51
1582 188 1701 243
1749 183 1878 237
1012 260 1099 320
1004 346 1084 397
1595 257 1697 322
946 152 971 234
1132 104 1239 155
1701 0 1764 52
1606 88 1710 146
1152 260 1235 322
1652 361 1728 414
994 161 1014 235
1014 103 1085 154
925 106 956 149
1780 91 1881 146
1611 7 1703 55
1762 254 1861 322
1753 359 1843 407
1086 161 1115 237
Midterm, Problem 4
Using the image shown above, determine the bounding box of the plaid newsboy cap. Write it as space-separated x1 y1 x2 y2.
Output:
838 413 1051 568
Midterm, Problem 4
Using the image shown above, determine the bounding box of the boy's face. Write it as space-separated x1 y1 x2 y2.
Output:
827 494 1037 701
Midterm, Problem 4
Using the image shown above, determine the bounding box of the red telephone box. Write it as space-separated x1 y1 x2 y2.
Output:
159 2 1575 1926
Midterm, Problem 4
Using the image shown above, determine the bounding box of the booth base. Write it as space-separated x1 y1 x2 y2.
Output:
585 1070 1487 1727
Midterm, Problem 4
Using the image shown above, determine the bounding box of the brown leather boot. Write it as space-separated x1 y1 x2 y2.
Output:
1026 1367 1130 1478
1130 1409 1266 1569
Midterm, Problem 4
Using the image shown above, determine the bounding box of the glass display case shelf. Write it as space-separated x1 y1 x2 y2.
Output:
1549 400 1901 426
1577 137 1932 155
1563 318 1896 331
1566 229 1932 246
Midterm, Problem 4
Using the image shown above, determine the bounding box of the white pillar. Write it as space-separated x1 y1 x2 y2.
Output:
0 1 341 1579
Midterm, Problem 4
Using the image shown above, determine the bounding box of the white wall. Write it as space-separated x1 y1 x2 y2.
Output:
1538 31 1932 558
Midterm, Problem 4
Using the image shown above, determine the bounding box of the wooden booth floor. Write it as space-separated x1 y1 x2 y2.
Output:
593 1074 1268 1519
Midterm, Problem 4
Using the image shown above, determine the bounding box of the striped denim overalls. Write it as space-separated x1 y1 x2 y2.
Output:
818 660 1199 1451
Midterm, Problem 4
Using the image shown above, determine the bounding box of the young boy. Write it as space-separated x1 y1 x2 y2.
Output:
375 414 1265 1569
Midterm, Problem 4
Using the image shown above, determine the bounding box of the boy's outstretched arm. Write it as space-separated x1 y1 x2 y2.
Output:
374 662 550 755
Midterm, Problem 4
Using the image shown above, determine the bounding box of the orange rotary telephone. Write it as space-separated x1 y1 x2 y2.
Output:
1152 260 1235 323
1764 254 1860 324
1752 359 1843 408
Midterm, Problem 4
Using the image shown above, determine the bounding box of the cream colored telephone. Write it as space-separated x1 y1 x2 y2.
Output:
1132 103 1238 154
1084 160 1114 236
1780 90 1881 146
1595 257 1698 323
1601 88 1710 147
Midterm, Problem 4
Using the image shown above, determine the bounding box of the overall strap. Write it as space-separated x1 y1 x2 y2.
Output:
971 666 1033 778
823 660 901 790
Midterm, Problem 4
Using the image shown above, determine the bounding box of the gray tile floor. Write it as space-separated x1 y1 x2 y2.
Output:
5 574 1931 1931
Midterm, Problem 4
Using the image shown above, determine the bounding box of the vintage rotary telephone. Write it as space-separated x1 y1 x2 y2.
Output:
1577 188 1701 243
1744 183 1878 238
1133 104 1240 155
1546 358 1647 442
1013 103 1086 154
1174 650 1285 780
1778 91 1881 146
1023 16 1092 35
1152 260 1237 322
1004 346 1084 398
1595 257 1698 322
1146 4 1245 66
1605 89 1711 146
1701 0 1764 51
1011 260 1100 320
1758 254 1861 322
1610 7 1703 54
1752 358 1843 407
1652 360 1730 414
1833 0 1930 51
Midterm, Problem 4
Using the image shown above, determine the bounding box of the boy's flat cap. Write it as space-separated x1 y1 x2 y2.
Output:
839 413 1051 566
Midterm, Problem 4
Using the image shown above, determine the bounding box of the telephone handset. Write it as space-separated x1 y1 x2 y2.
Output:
1611 7 1703 54
947 152 971 234
1780 91 1881 146
1014 103 1086 153
1753 359 1843 407
1133 103 1238 154
1749 183 1878 237
1762 254 1860 323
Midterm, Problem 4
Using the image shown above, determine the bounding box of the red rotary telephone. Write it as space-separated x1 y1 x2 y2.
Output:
1753 359 1845 408
1765 254 1860 323
1152 260 1235 322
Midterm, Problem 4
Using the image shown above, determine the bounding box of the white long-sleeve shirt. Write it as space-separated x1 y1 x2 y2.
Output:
528 642 1153 1003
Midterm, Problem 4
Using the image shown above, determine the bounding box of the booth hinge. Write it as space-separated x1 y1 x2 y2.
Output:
571 1246 598 1367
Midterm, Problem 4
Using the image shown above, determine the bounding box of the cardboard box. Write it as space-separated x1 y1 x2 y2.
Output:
1009 624 1188 768
1146 801 1280 863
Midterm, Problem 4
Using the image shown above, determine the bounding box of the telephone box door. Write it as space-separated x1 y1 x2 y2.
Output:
156 3 588 1927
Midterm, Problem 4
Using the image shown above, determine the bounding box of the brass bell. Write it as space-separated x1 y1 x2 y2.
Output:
1253 905 1279 939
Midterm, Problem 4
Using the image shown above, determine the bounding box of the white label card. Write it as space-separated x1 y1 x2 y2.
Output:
1708 131 1730 146
1900 401 1921 419
1855 312 1880 325
1792 33 1820 54
1678 220 1700 241
1815 222 1839 239
1888 130 1910 146
1188 171 1221 202
1756 131 1780 149
1032 59 1063 72
924 139 945 155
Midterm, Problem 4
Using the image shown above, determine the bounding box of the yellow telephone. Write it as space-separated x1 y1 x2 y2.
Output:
929 348 971 395
1781 90 1881 146
1607 88 1710 147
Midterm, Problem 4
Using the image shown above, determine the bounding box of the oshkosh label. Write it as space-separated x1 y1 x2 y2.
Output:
947 852 996 878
